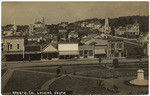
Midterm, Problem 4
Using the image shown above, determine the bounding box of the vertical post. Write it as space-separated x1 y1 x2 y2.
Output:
23 39 24 61
126 50 128 57
3 36 7 66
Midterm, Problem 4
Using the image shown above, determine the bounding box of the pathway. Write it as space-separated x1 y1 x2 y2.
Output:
41 75 66 90
2 69 14 91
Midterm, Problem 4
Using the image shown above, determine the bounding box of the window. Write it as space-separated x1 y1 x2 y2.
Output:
119 43 122 48
42 53 47 59
17 44 19 49
111 43 114 49
89 50 93 56
10 44 12 49
79 50 83 56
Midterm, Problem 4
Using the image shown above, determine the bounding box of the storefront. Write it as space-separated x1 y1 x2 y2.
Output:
58 43 79 59
94 45 107 58
94 49 106 58
79 45 94 58
41 44 59 60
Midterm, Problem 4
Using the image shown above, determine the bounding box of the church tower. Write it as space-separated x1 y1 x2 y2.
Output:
42 17 45 27
104 18 111 34
13 21 17 35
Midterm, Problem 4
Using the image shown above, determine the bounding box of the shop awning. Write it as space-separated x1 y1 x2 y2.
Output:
95 49 106 54
59 51 79 55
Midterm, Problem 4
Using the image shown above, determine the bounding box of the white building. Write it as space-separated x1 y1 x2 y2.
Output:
58 43 79 59
4 36 24 52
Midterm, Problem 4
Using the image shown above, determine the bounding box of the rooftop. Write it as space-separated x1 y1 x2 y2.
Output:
5 36 25 39
35 21 43 24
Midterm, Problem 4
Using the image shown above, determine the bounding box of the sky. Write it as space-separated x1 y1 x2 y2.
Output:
2 2 149 26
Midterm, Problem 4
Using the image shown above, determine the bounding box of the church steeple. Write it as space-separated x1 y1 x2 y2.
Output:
42 17 45 27
13 21 17 35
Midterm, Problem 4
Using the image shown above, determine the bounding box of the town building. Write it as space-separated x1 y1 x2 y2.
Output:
58 43 79 59
107 39 126 58
2 23 17 37
126 21 139 38
115 26 126 36
3 36 25 61
41 43 59 60
27 33 45 43
115 20 140 38
79 45 94 58
28 17 48 35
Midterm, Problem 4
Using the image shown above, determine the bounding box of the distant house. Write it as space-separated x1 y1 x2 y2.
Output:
27 33 45 42
99 33 108 39
115 21 140 38
80 38 91 44
68 30 78 42
86 34 98 39
3 24 17 36
58 22 68 28
115 26 126 36
29 17 48 35
126 22 139 37
58 29 68 42
81 22 88 27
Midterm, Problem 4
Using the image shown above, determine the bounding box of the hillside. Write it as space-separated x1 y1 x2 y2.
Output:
76 15 149 33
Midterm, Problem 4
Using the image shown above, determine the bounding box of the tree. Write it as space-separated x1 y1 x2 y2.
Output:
56 68 60 76
113 59 119 68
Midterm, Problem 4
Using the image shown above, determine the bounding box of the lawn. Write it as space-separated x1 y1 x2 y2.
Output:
23 65 106 74
76 68 148 78
2 70 55 94
1 68 8 76
49 76 114 95
119 64 148 68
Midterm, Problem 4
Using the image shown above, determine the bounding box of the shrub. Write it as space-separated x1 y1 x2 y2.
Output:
113 59 119 68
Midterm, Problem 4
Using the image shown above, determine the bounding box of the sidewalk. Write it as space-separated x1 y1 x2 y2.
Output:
2 58 148 69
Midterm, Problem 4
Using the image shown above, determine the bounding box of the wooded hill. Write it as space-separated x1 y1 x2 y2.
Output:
76 15 149 33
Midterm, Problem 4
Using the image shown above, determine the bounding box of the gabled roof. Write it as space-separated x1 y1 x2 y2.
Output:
35 21 43 24
79 44 94 50
27 33 45 38
81 38 91 43
5 36 25 39
59 29 67 33
35 27 46 33
42 43 58 53
87 38 108 45
86 34 98 39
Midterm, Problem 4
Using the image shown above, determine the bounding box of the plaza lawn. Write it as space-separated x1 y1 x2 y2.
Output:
2 70 55 94
76 68 148 78
1 68 8 76
49 76 114 95
119 64 148 68
23 65 106 74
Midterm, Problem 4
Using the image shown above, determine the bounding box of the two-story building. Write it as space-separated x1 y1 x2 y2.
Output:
3 36 25 61
107 39 126 58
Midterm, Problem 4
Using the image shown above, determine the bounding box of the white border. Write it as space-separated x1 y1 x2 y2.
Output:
0 1 149 96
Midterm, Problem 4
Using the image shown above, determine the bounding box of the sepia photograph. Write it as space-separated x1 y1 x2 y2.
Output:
1 1 149 95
